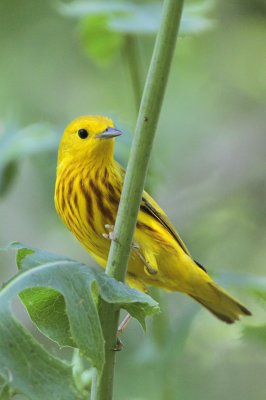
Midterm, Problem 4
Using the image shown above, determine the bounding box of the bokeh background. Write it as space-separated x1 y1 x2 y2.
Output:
1 0 266 399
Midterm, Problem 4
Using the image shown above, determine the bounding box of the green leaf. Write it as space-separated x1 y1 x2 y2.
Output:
58 1 216 36
218 272 266 292
0 161 18 196
0 123 59 197
0 124 58 164
79 15 124 65
0 373 12 400
58 1 134 16
19 287 75 347
109 3 215 35
218 272 266 346
243 324 266 346
242 288 266 346
0 308 83 400
0 242 159 396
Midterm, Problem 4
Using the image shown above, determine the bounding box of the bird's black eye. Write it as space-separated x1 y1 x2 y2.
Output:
78 128 89 139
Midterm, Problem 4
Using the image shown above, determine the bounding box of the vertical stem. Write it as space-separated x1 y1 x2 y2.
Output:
106 0 184 281
90 368 98 400
125 35 143 113
97 0 185 399
96 302 120 400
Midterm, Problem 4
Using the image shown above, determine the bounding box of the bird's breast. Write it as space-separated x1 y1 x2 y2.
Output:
55 164 121 259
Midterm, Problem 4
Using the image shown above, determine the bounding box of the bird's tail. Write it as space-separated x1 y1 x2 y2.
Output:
190 280 251 324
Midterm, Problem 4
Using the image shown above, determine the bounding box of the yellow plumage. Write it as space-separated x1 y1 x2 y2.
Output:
55 115 251 323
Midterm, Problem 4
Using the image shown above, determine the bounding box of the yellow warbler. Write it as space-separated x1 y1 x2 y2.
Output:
55 115 251 323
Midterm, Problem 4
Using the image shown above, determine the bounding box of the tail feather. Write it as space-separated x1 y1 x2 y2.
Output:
190 281 251 324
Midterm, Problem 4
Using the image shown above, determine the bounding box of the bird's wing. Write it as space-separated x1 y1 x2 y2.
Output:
116 162 191 257
140 191 191 257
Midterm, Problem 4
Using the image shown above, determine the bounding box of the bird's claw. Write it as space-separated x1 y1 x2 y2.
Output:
102 232 115 240
103 228 157 275
102 224 115 240
105 224 114 230
131 245 157 275
132 242 140 249
113 337 123 351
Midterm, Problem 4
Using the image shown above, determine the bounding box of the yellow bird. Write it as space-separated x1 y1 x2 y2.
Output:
55 115 251 323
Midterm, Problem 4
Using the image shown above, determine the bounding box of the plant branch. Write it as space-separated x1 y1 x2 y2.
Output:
107 0 184 281
125 35 143 113
90 368 98 400
97 0 184 399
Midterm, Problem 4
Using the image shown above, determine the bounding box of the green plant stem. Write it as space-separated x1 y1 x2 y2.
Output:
90 368 98 400
96 301 120 400
125 35 143 113
107 0 184 280
97 0 184 399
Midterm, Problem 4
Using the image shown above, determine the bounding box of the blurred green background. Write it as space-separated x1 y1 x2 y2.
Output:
1 0 266 399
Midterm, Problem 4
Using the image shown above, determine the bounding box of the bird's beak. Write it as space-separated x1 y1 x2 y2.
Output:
95 127 123 139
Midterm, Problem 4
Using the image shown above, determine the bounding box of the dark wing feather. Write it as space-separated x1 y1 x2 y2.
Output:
140 193 191 257
116 162 207 273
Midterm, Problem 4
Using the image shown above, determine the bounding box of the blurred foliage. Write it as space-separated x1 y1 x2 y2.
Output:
59 0 215 41
0 0 266 399
0 124 58 196
79 15 125 65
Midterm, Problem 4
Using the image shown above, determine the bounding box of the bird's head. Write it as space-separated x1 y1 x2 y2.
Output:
58 115 122 164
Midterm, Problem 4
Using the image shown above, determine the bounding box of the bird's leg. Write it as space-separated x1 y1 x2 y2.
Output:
113 337 124 352
103 227 157 275
112 313 132 351
103 225 136 249
132 245 157 275
118 313 132 335
102 226 132 350
102 227 151 347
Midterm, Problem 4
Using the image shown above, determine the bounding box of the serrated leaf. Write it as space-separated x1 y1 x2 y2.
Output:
8 243 159 323
19 287 75 347
8 242 69 271
0 308 83 400
1 243 159 393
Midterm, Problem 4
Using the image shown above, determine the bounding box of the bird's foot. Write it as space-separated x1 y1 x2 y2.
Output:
113 337 124 351
112 313 132 351
132 242 140 250
118 313 132 335
131 246 157 275
102 227 156 275
102 224 115 241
